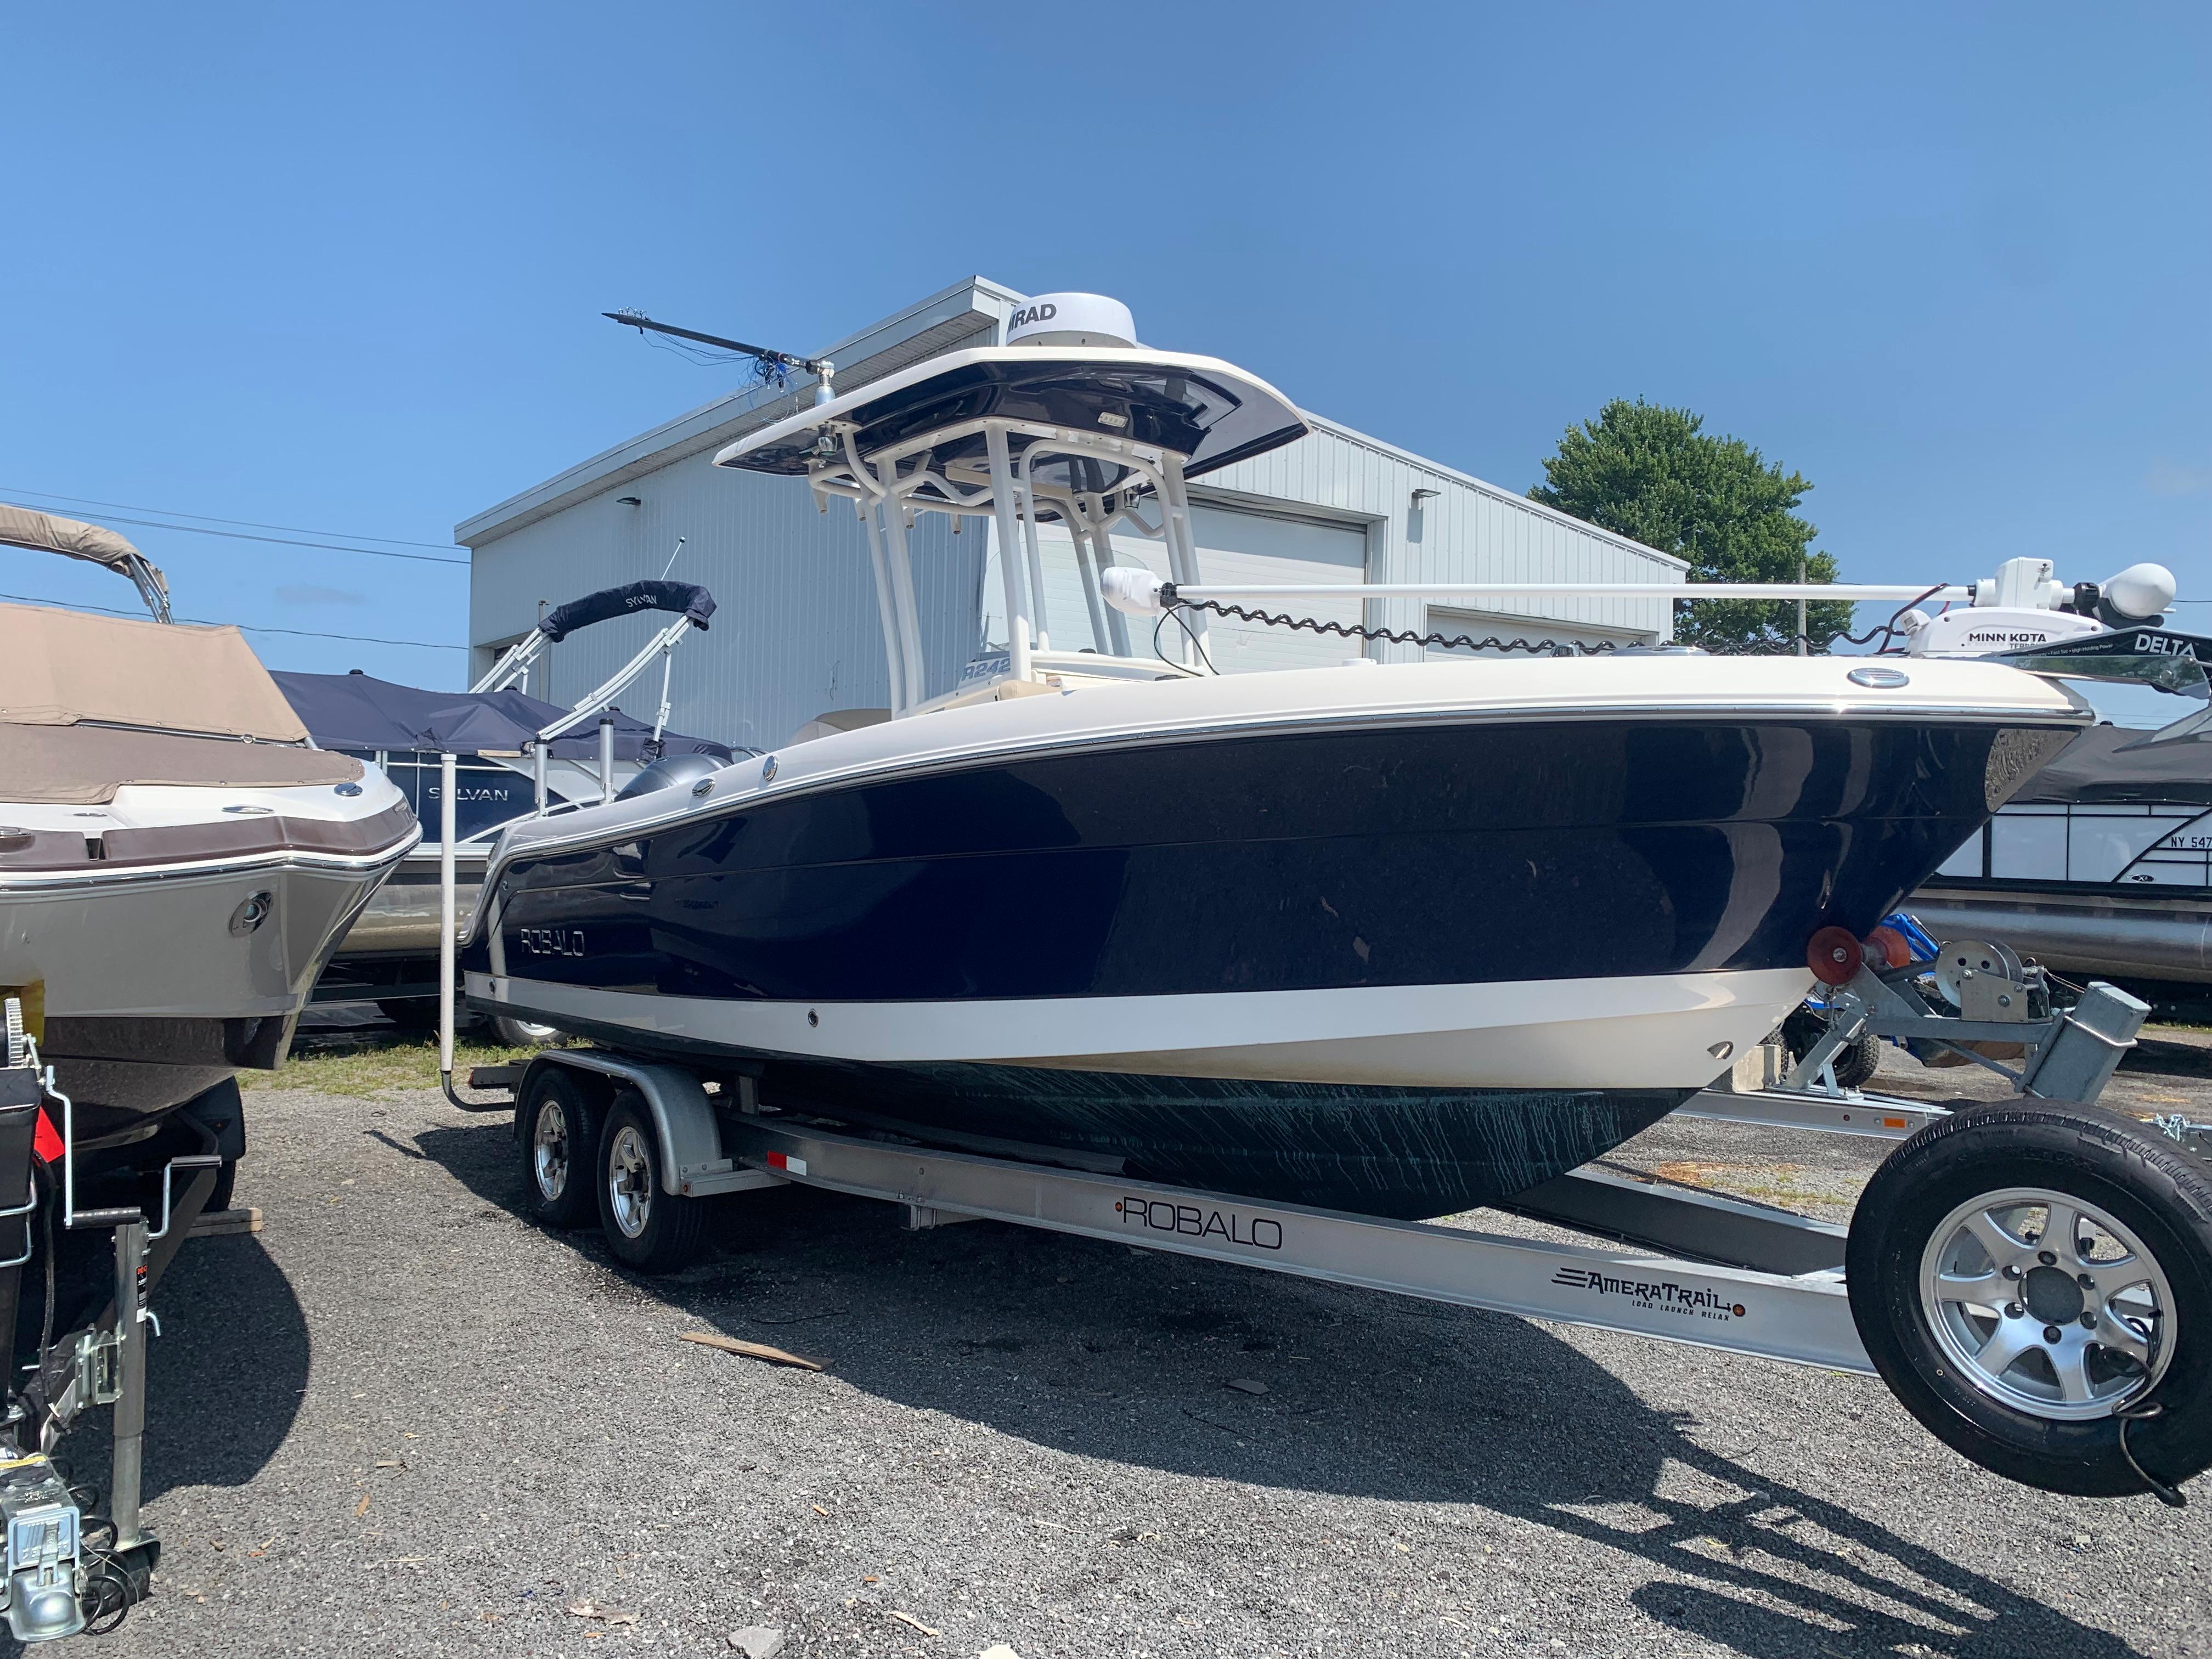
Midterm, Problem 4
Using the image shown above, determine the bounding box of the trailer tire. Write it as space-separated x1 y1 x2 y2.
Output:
492 1015 562 1049
1831 1032 1883 1090
596 1095 706 1273
516 1068 602 1230
1847 1102 2212 1497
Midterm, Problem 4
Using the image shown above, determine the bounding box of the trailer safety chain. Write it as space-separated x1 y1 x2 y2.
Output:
2117 1400 2188 1508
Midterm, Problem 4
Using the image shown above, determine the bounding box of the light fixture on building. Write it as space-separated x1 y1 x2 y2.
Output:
617 495 642 506
1409 487 1440 508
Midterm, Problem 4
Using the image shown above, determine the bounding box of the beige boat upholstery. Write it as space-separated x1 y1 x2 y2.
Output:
788 707 890 745
0 721 362 805
0 602 308 741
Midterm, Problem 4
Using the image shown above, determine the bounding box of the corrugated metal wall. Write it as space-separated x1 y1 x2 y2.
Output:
466 383 1688 746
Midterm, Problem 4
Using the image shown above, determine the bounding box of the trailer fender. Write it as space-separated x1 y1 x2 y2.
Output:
523 1051 735 1197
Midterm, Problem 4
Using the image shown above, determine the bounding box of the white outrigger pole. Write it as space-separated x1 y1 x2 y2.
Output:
1103 556 2186 661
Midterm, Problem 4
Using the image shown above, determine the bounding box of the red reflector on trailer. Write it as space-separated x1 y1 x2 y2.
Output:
766 1152 808 1176
1807 926 1863 986
31 1109 62 1165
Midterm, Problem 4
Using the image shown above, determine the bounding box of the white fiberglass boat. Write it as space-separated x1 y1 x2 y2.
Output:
461 296 2095 1218
0 506 416 1145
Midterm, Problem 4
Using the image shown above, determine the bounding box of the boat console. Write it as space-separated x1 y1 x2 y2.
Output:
715 293 1307 715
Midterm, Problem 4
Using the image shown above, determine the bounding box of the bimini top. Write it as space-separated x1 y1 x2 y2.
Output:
713 347 1308 490
272 670 734 763
0 502 172 621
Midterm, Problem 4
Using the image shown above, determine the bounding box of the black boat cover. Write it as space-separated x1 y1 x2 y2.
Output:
2016 724 2212 807
538 580 715 642
272 670 733 763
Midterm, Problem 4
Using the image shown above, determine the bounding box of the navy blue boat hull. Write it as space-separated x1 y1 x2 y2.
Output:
466 714 2075 1216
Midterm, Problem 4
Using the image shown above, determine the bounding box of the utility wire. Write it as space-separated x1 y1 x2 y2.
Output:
0 591 465 651
0 512 467 566
0 486 460 550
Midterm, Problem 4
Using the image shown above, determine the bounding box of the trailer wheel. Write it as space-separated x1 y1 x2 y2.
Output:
516 1068 601 1229
596 1095 705 1273
1848 1103 2212 1498
491 1015 562 1049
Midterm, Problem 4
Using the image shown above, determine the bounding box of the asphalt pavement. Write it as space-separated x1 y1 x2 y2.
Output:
67 1042 2212 1659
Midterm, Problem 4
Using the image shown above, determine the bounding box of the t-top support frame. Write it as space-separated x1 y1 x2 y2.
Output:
803 416 1215 713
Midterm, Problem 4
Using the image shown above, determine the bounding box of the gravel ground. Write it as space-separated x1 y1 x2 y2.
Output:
56 1041 2212 1658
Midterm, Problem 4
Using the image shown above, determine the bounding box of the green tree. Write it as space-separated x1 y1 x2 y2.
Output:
1528 398 1853 652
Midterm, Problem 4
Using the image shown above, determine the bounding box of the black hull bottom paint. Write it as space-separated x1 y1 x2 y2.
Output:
774 1059 1695 1220
40 1014 299 1146
487 1002 1689 1218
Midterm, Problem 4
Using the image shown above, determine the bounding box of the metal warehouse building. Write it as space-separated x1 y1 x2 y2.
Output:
458 278 1686 752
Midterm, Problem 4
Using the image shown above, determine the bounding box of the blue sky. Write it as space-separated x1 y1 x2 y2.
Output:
4 2 2205 685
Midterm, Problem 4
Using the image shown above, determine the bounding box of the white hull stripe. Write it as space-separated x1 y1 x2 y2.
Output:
473 968 1814 1091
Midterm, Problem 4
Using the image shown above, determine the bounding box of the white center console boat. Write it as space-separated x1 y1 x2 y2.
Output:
459 296 2091 1217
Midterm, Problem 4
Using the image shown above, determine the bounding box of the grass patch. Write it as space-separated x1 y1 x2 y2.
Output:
247 1030 558 1097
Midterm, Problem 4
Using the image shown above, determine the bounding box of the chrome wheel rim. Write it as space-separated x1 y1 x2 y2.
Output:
1919 1186 2174 1421
607 1124 653 1240
531 1099 570 1202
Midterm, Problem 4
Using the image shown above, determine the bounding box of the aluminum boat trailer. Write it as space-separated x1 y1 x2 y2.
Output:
455 963 2212 1504
0 996 227 1643
431 746 2212 1499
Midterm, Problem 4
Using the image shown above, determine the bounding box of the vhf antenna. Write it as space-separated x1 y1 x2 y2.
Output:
604 309 835 405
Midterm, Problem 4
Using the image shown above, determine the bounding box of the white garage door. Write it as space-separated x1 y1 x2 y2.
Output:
1420 605 1656 658
985 504 1369 672
1186 505 1369 672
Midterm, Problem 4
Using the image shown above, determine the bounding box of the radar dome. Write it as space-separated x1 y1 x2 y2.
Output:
1006 293 1137 349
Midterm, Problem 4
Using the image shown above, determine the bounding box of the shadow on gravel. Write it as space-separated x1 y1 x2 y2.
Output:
420 1119 2144 1659
57 1235 309 1505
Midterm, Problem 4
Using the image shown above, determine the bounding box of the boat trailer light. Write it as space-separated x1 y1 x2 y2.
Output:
1808 927 1863 986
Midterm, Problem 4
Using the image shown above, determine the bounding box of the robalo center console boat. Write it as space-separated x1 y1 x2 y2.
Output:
452 296 2212 1506
461 297 2085 1217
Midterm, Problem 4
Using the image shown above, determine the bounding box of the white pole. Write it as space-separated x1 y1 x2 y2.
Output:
1166 582 1972 602
858 499 907 718
1797 560 1808 657
984 424 1033 684
598 715 616 805
873 468 929 712
1014 448 1052 651
1090 519 1133 657
1158 454 1205 665
532 739 547 816
437 751 457 1089
1071 512 1113 656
